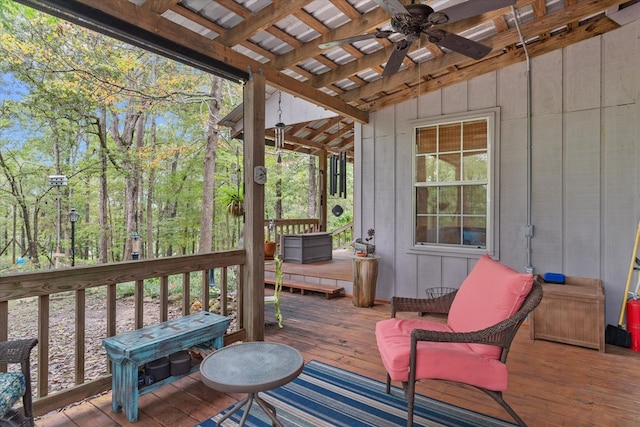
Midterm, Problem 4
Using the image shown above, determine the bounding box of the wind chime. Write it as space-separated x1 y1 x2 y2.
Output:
274 91 285 163
329 151 347 198
329 120 347 198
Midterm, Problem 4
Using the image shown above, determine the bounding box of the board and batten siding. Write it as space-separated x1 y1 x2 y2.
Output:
354 19 639 327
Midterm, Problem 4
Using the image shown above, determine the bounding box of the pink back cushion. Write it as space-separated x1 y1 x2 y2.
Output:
448 254 533 358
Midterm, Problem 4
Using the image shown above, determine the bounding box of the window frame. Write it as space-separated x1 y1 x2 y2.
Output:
408 108 500 258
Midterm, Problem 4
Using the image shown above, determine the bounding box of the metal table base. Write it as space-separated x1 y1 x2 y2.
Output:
216 392 280 427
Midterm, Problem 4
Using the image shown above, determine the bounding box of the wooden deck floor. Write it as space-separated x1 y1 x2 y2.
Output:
37 290 640 426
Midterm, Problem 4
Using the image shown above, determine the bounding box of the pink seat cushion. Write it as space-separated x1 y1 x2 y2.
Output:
447 254 533 358
375 318 508 391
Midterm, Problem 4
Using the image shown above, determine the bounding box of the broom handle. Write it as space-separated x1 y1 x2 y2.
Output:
619 220 640 326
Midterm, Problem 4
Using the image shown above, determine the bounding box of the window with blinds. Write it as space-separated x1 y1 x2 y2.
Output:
413 111 497 252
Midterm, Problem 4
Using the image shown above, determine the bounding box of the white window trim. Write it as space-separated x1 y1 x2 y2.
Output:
407 107 500 258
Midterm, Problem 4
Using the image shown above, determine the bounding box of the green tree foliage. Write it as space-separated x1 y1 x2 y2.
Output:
0 1 352 271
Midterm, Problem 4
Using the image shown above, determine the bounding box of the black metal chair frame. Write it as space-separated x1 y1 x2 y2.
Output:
0 338 38 427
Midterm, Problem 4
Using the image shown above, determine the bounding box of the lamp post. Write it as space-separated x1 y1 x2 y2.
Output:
68 208 79 266
131 232 140 260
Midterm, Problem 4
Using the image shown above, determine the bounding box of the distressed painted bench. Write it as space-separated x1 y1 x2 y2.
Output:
102 311 230 422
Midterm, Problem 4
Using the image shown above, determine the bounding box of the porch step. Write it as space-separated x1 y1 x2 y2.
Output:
264 278 344 299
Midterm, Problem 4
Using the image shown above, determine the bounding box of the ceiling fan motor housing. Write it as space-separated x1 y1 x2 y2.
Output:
390 4 435 39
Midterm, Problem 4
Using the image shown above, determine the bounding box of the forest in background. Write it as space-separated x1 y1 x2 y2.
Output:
0 1 353 272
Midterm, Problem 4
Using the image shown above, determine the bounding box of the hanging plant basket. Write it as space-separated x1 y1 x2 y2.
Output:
228 202 244 217
218 186 244 218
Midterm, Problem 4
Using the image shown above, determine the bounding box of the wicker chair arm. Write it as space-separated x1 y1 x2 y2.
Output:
391 290 457 317
410 280 543 351
411 320 514 350
0 338 38 364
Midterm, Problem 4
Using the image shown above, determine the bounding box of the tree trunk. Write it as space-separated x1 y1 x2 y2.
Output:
198 76 222 254
0 151 39 265
97 107 109 264
109 101 143 261
51 120 63 267
162 153 180 257
146 112 157 259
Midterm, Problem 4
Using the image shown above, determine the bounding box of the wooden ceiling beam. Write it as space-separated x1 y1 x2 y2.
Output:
141 0 178 14
364 16 620 112
74 0 368 123
266 128 333 152
307 118 341 141
330 0 360 20
39 0 628 123
265 25 302 50
293 9 328 34
335 135 354 152
308 5 516 90
289 64 314 80
564 0 580 31
237 41 277 63
532 0 551 41
185 7 277 64
311 45 393 88
288 122 310 138
274 7 390 70
215 0 250 18
341 0 626 104
170 4 226 34
217 0 314 47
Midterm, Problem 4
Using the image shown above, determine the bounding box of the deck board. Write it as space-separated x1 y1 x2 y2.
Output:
37 289 640 427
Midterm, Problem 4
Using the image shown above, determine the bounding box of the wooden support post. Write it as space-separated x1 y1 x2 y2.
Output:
242 68 266 341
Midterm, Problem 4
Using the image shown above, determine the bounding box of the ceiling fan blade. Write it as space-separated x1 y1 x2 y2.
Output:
382 39 412 76
428 30 491 60
319 30 394 49
372 0 409 18
436 0 515 25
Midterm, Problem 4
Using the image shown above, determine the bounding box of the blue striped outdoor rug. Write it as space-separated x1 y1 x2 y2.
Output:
196 360 516 427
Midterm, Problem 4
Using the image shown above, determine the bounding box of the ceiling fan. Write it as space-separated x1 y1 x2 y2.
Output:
319 0 515 76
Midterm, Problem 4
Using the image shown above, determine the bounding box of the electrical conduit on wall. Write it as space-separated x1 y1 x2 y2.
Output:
512 5 534 273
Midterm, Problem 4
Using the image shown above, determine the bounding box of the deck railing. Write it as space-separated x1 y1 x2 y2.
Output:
263 218 353 250
264 218 320 245
0 250 246 416
331 222 353 249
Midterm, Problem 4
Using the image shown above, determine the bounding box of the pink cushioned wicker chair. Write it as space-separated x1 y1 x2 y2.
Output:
375 254 542 427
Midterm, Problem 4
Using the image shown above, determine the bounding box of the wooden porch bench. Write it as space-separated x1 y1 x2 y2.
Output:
264 277 344 299
102 311 230 422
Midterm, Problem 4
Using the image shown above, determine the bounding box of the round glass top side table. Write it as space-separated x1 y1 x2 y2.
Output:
199 342 304 427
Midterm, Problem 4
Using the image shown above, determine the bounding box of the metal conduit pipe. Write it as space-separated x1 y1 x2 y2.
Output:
512 5 534 273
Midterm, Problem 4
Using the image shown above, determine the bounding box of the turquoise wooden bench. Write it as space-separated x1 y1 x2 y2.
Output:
102 311 230 422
